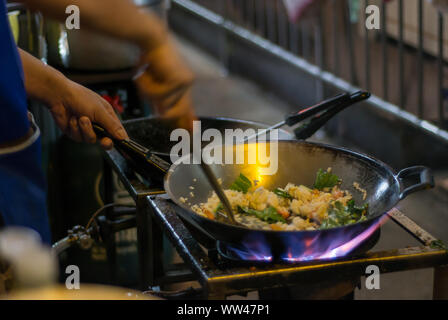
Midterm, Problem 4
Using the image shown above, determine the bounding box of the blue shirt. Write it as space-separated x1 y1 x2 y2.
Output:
0 0 50 243
0 0 30 144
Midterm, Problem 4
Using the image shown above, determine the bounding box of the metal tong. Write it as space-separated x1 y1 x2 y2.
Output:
244 91 370 142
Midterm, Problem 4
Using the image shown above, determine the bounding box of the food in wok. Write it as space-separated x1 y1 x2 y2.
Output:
191 169 369 231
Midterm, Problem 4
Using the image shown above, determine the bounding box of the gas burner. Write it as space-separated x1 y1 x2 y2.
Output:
216 228 381 265
216 241 273 267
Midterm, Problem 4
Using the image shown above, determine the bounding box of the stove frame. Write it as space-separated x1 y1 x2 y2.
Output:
103 148 448 299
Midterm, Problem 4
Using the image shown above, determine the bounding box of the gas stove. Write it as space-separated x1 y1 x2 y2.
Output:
100 144 448 299
214 227 381 266
95 115 448 299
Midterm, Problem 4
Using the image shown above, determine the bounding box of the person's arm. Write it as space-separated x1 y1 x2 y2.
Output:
19 49 128 148
18 0 196 130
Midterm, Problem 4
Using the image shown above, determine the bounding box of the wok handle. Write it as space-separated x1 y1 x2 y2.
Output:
92 123 150 156
92 123 124 144
396 166 434 200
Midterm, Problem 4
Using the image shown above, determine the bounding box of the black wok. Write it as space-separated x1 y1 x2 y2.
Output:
164 140 434 260
122 116 294 156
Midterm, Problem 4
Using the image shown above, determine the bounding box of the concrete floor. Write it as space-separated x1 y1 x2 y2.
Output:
174 36 448 300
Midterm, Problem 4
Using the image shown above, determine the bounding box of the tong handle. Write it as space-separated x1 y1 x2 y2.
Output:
284 92 350 127
294 91 370 140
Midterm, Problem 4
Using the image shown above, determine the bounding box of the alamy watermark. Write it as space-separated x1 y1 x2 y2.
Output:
64 2 382 30
170 121 279 176
65 264 80 289
65 5 80 30
365 5 381 30
365 265 380 290
64 3 382 31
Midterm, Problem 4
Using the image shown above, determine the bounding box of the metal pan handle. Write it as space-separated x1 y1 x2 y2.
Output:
294 91 370 140
92 123 151 155
396 166 434 200
92 123 171 175
284 93 350 127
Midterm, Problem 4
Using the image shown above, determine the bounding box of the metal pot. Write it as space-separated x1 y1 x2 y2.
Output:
45 0 166 71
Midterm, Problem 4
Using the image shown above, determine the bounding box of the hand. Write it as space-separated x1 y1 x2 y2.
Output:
135 39 196 131
48 77 128 149
19 48 128 149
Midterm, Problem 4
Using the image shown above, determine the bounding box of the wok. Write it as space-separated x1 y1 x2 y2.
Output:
122 116 294 158
164 141 434 259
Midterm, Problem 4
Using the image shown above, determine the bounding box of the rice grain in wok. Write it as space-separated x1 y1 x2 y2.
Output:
191 169 369 231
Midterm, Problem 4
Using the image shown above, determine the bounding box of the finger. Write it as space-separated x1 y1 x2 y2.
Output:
149 85 192 118
100 137 114 150
69 117 82 142
50 104 69 133
136 42 195 107
155 88 187 113
161 89 194 118
161 90 196 132
175 115 195 133
159 91 189 117
135 72 172 99
135 71 192 101
92 101 128 141
101 98 121 120
79 116 96 144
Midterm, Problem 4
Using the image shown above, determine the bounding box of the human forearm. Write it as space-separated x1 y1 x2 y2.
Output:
19 48 67 106
18 0 197 130
17 0 166 50
19 48 128 146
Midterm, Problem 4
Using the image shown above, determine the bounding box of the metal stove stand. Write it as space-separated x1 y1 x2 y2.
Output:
103 148 448 299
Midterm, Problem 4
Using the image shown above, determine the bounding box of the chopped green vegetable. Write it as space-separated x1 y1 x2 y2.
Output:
274 188 293 199
238 206 286 224
320 200 368 229
230 173 252 193
430 240 447 251
214 203 223 213
347 199 369 220
211 169 370 231
313 168 341 191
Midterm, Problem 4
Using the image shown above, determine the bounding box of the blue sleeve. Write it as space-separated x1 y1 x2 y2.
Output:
0 134 51 244
0 1 51 243
0 0 31 144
